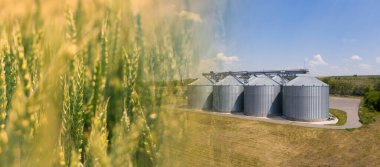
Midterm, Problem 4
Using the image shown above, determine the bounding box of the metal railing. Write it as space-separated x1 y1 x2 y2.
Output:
202 69 309 83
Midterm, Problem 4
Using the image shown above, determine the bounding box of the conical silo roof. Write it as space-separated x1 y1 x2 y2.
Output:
247 76 279 86
189 77 214 85
272 75 286 82
285 76 328 86
245 76 256 84
215 75 243 85
272 76 281 83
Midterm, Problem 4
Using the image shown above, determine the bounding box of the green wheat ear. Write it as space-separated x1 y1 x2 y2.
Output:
0 32 8 129
2 30 17 112
86 99 110 167
65 7 78 44
89 18 109 118
29 29 43 90
100 18 109 78
12 24 32 97
60 57 85 164
0 51 7 130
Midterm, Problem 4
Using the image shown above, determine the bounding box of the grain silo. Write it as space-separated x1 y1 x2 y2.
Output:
272 75 288 84
244 76 281 116
246 75 256 83
213 75 244 113
283 76 329 121
187 77 214 110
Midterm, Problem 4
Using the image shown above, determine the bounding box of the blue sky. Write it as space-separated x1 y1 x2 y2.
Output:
205 0 380 76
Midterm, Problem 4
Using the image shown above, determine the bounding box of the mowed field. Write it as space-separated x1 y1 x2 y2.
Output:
160 110 380 167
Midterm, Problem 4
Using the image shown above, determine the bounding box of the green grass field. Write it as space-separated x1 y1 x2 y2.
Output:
330 109 347 126
160 110 380 167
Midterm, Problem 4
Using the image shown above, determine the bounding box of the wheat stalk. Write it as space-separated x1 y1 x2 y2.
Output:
29 29 43 90
2 31 17 112
70 149 84 167
85 99 110 167
0 83 36 165
0 35 8 129
65 8 78 45
12 24 32 97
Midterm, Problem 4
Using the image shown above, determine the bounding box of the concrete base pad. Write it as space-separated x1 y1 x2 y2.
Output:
186 109 346 129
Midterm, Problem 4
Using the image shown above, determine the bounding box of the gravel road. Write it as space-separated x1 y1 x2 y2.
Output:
329 96 362 129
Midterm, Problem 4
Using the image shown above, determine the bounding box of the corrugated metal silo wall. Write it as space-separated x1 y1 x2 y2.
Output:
244 85 281 116
187 85 213 110
213 85 244 113
283 86 329 121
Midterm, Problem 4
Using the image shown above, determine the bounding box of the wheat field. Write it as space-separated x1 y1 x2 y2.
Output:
0 0 210 166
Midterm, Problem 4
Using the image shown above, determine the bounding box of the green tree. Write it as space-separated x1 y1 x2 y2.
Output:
364 91 380 111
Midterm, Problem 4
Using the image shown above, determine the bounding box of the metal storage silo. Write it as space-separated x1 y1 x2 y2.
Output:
246 76 256 83
213 75 244 113
244 76 281 117
272 75 289 85
283 76 329 122
187 77 214 110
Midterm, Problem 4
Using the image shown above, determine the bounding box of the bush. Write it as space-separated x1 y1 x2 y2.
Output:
359 91 380 125
359 106 380 125
324 78 354 95
374 82 380 91
364 91 380 111
352 85 368 96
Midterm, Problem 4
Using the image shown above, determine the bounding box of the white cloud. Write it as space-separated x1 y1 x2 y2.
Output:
195 52 240 74
358 63 371 70
351 55 362 61
308 54 328 66
216 52 239 64
304 54 377 76
178 10 202 23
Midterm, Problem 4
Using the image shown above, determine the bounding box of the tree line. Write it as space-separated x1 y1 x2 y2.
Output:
320 76 380 124
320 77 380 96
